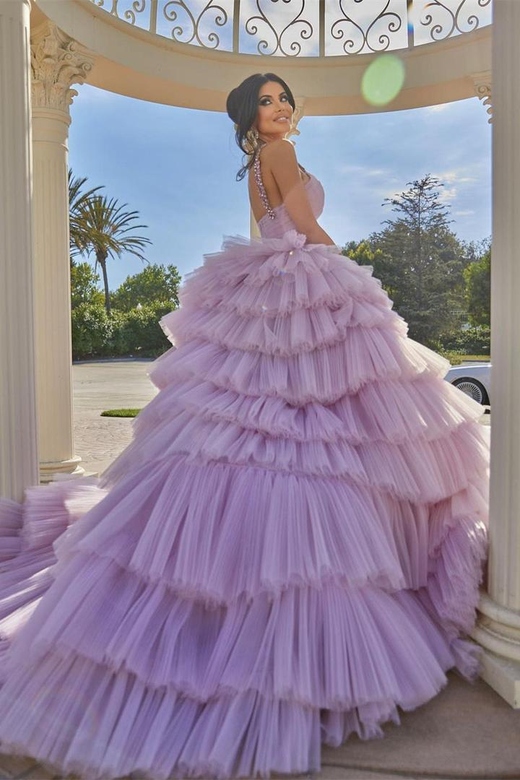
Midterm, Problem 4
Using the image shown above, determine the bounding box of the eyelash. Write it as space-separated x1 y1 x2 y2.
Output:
260 95 289 106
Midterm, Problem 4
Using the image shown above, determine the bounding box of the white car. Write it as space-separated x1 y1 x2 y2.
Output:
444 363 491 406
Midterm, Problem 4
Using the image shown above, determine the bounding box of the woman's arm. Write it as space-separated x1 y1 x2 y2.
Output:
262 140 336 246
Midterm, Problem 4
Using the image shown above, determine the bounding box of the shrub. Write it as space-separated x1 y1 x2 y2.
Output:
71 304 118 359
71 302 172 360
438 325 490 355
118 304 173 357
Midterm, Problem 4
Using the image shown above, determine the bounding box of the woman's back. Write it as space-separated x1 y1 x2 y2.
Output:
251 152 326 239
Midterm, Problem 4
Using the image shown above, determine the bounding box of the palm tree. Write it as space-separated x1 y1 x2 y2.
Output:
68 170 104 259
73 194 152 314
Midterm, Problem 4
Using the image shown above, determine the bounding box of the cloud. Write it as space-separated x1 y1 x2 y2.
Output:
338 163 390 178
425 104 451 113
438 185 458 202
433 169 477 184
365 168 389 177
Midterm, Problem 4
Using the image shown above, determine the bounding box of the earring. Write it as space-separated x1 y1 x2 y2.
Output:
244 127 259 155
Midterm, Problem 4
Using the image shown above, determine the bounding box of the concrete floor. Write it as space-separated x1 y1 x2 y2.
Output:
73 359 158 475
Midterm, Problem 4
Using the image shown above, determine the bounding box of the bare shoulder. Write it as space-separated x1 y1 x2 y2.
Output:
261 138 298 167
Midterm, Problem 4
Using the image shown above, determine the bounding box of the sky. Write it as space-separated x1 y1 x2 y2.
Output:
68 82 492 292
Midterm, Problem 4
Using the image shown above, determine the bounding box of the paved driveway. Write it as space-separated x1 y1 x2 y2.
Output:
73 359 158 475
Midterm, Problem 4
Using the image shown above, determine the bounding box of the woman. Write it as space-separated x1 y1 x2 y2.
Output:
0 72 488 779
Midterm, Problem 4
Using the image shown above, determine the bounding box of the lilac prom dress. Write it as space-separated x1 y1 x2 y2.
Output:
0 160 488 779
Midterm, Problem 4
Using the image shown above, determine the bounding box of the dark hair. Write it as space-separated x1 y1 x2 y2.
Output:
226 73 296 181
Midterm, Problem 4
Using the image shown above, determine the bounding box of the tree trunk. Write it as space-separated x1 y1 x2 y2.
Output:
97 252 111 315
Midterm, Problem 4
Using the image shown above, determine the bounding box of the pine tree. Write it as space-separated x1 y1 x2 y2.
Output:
369 175 469 347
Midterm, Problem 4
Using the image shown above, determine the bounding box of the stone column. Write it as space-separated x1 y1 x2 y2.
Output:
30 21 94 481
472 0 520 708
0 0 39 501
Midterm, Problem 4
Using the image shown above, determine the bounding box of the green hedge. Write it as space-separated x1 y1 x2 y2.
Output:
72 304 491 362
72 303 173 360
438 325 490 355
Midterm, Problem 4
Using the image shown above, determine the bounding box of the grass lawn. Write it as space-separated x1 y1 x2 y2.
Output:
101 408 141 418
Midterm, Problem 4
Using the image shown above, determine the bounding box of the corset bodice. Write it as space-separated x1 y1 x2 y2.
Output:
257 174 325 239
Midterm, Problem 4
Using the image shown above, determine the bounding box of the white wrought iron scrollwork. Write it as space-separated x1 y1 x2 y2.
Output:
245 0 314 57
88 0 492 56
418 0 491 42
331 0 405 56
164 1 229 48
94 0 151 27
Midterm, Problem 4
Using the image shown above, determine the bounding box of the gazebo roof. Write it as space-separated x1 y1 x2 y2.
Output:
31 0 491 113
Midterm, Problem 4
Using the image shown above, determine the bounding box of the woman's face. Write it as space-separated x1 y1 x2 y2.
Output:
255 80 293 143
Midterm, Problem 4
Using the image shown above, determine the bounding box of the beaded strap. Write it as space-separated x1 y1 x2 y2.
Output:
253 153 275 220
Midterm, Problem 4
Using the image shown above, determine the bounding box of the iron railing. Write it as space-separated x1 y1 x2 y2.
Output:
88 0 492 57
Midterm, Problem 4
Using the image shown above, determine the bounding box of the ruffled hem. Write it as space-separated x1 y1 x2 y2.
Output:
0 480 106 681
161 293 404 357
152 235 451 406
150 333 451 406
6 569 456 701
0 654 405 779
134 372 484 447
0 476 486 777
180 232 389 317
104 406 488 504
0 588 460 780
0 454 487 665
65 455 485 604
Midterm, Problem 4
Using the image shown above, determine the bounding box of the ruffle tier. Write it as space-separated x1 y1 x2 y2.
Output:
151 330 451 406
105 400 487 504
177 232 390 318
136 373 483 446
0 656 398 780
155 232 451 405
161 284 403 356
0 456 486 779
0 231 488 778
0 480 106 681
33 457 487 608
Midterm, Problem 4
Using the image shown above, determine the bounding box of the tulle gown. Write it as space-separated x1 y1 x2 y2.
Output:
0 166 488 779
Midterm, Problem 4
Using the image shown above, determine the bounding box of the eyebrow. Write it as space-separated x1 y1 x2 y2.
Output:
258 90 287 100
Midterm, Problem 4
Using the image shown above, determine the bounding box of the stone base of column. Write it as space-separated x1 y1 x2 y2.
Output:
39 455 85 483
472 593 520 708
478 649 520 708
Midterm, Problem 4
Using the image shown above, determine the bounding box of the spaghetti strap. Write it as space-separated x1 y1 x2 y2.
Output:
253 149 310 222
253 151 276 220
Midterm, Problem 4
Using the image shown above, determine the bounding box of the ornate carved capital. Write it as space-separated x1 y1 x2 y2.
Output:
30 21 95 113
473 71 492 123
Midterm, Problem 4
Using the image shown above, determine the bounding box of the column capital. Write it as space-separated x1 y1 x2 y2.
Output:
30 21 95 114
472 70 492 123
